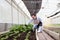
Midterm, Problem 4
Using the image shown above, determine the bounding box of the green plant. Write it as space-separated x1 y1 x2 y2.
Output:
0 24 33 40
0 37 6 40
13 38 17 40
25 31 31 40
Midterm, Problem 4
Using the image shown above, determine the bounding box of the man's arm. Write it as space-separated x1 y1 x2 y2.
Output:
26 19 33 25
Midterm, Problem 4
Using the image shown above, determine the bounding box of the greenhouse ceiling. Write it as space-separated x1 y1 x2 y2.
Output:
22 0 42 14
4 0 59 19
14 0 60 18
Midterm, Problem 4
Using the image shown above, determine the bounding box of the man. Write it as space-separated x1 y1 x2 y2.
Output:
27 13 43 33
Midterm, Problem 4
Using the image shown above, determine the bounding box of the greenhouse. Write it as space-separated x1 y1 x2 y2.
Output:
0 0 60 40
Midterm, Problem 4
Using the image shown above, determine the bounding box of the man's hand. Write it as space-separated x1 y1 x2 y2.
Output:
25 24 28 26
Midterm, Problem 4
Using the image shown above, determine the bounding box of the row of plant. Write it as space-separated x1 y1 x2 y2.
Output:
0 24 36 40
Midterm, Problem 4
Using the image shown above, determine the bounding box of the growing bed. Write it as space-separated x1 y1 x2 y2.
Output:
0 24 36 40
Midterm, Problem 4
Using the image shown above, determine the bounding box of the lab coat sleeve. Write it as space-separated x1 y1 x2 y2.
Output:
26 19 33 25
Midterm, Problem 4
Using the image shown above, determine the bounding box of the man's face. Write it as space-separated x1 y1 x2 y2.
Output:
31 15 36 19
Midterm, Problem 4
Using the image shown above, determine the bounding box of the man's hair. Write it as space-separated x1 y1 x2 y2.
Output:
30 13 36 16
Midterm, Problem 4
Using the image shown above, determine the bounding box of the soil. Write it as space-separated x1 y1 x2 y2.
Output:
17 32 27 40
28 31 36 40
5 31 36 40
6 32 27 40
6 35 13 40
